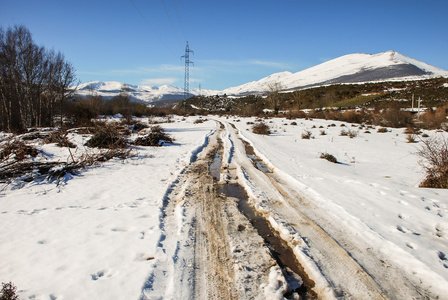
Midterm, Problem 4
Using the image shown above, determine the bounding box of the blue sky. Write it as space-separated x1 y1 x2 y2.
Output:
1 0 447 90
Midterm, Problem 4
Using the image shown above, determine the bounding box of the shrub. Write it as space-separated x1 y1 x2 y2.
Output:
320 153 338 163
340 110 365 124
194 118 207 124
406 134 417 143
291 122 297 126
0 140 38 161
340 129 357 138
134 125 174 146
348 130 358 138
417 136 448 188
85 124 127 149
301 130 314 139
44 131 76 148
377 127 388 133
419 110 447 130
131 121 149 133
1 282 18 300
252 122 271 135
374 108 414 128
404 127 420 135
320 130 327 135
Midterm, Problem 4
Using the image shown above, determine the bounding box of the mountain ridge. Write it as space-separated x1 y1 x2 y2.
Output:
75 51 448 105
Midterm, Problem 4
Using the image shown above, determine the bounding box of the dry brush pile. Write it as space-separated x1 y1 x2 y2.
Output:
0 121 174 186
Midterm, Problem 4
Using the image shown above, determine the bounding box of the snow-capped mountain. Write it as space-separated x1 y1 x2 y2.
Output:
75 81 220 105
75 51 448 104
222 50 448 95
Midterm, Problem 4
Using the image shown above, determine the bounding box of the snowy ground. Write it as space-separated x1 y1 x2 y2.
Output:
0 117 216 300
223 116 448 298
1 116 448 299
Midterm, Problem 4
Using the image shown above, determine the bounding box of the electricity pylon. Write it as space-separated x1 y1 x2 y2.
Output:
181 41 194 99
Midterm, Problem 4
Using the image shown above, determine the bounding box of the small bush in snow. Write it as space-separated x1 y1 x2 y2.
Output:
320 130 327 135
406 134 417 143
417 136 448 189
320 153 338 163
194 118 207 124
44 131 76 148
85 124 127 149
0 282 18 300
131 121 149 133
377 127 388 133
340 128 358 138
404 127 420 135
252 122 271 135
134 125 174 146
0 139 38 161
301 130 314 139
348 130 358 138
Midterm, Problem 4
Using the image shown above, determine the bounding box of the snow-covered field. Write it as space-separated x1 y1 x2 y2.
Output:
1 116 448 299
225 117 448 298
0 118 216 299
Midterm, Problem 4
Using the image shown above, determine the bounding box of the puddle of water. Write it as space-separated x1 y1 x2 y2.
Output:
243 141 271 173
210 148 223 180
209 136 316 298
218 183 316 299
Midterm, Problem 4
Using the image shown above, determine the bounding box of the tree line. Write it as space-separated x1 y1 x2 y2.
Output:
0 25 76 132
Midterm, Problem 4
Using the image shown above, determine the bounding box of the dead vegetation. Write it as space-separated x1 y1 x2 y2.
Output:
417 136 448 189
0 139 38 162
44 131 76 148
1 120 176 185
134 125 174 146
85 123 128 149
252 122 271 135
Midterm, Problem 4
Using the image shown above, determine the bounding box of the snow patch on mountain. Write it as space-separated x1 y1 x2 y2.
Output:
76 81 221 105
223 50 448 95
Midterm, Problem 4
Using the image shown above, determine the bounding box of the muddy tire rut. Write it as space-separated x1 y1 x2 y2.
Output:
157 127 278 300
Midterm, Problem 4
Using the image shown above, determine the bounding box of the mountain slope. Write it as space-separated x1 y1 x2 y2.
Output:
223 51 448 95
74 51 448 103
75 81 220 105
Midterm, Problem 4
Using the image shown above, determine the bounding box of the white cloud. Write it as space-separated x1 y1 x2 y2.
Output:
140 77 178 85
248 60 289 69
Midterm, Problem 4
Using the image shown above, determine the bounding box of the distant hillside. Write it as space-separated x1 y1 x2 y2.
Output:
179 77 448 115
74 51 448 104
75 81 220 105
222 51 448 96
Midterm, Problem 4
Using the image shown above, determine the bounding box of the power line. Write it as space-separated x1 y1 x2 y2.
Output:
161 0 181 45
173 0 187 40
128 0 175 55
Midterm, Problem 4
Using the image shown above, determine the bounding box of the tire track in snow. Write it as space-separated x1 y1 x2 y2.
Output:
223 120 429 299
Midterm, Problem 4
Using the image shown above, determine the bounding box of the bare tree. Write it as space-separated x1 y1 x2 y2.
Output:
0 25 77 132
266 82 282 115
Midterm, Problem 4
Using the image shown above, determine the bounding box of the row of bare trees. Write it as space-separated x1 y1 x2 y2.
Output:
0 25 77 132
